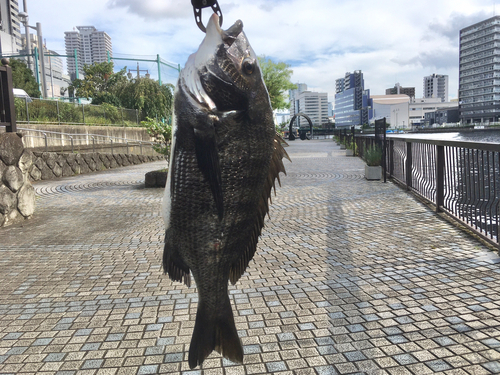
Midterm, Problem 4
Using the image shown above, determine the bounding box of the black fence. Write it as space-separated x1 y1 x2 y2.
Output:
356 133 500 247
0 63 16 132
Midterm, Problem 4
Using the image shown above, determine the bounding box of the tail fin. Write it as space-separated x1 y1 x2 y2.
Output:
188 296 243 369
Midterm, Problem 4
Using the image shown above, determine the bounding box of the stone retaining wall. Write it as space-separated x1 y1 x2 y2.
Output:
0 133 35 227
28 151 164 181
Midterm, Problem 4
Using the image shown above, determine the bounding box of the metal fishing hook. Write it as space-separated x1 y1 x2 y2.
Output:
191 0 223 33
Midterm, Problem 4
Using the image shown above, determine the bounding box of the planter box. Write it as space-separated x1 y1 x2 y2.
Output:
345 149 354 156
365 165 382 180
145 169 168 188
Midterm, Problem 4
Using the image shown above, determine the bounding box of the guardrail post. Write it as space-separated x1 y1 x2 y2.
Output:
110 138 113 155
126 142 129 155
389 140 394 178
70 136 74 153
43 132 48 151
406 141 412 190
436 145 445 212
25 97 30 124
91 136 95 153
56 101 60 125
140 141 143 155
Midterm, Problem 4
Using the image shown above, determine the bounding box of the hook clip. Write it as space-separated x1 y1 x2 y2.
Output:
191 0 223 33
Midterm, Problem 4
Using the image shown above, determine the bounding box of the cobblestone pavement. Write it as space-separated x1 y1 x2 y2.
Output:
1 139 500 375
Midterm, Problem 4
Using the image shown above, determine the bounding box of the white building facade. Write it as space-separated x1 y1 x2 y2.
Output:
371 95 410 128
64 26 112 80
370 95 457 129
423 74 449 102
409 98 456 127
293 90 329 127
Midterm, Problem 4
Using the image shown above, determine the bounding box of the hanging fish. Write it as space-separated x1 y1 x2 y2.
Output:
162 13 289 369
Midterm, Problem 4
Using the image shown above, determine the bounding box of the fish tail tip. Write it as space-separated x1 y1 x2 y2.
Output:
188 299 243 368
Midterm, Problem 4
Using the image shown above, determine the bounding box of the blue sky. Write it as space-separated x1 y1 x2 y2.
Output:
27 0 498 103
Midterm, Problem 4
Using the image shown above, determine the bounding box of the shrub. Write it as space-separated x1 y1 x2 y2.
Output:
141 117 172 157
365 145 383 166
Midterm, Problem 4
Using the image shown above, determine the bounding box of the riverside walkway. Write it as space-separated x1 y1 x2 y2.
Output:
1 139 500 375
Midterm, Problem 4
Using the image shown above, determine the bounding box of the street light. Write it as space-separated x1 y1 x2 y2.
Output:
17 12 47 99
18 11 31 72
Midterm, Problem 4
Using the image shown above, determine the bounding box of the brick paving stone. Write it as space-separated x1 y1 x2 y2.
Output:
1 142 500 374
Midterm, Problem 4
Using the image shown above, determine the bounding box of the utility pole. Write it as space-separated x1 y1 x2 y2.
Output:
22 0 31 71
36 23 47 98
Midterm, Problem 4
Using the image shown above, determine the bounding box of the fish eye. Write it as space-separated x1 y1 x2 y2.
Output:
242 58 255 75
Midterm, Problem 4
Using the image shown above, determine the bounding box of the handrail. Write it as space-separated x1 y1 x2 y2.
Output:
18 127 155 146
354 132 500 248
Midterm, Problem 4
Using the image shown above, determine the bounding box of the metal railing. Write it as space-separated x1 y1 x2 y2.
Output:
19 128 160 156
356 134 500 247
0 64 16 132
15 98 140 126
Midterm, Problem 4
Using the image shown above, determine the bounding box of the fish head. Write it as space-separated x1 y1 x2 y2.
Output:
183 14 268 113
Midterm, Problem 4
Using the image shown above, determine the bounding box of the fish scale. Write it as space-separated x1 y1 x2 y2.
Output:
162 13 289 369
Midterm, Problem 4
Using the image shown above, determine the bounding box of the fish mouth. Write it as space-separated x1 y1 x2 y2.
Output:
207 13 243 45
183 14 247 111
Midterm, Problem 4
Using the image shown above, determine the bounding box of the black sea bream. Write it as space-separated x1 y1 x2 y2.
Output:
162 13 289 369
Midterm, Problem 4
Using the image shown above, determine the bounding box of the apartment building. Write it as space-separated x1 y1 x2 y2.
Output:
0 0 22 54
386 83 415 99
64 26 112 80
423 74 449 102
459 16 500 124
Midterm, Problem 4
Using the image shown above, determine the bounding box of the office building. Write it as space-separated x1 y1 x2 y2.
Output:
64 26 112 80
423 74 449 102
289 83 329 127
0 0 22 54
334 70 372 128
289 83 308 116
459 16 500 124
386 83 415 99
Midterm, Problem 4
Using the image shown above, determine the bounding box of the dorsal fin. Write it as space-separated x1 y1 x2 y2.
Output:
229 133 289 284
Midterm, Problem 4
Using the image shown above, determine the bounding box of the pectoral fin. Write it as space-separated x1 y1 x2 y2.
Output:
193 115 224 220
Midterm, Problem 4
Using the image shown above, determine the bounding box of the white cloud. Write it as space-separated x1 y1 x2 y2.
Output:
25 0 498 101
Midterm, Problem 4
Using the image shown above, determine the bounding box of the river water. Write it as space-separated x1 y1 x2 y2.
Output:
390 129 500 144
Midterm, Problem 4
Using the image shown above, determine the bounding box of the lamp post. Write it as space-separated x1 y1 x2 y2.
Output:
17 12 47 98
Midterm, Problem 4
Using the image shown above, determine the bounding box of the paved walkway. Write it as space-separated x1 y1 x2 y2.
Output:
1 140 500 375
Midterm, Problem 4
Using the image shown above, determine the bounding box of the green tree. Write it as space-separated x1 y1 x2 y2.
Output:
116 77 174 121
68 61 174 122
70 61 127 101
8 58 41 98
257 56 296 110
